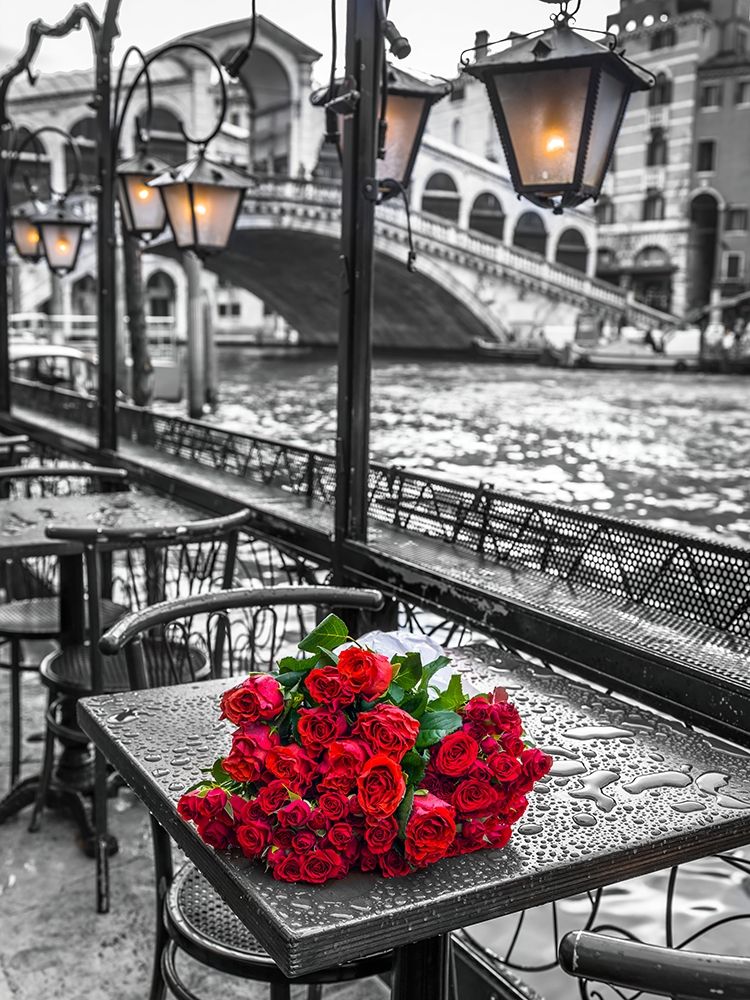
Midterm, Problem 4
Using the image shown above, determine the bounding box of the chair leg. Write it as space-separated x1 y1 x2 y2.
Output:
149 817 173 1000
94 747 110 914
29 693 56 833
270 984 291 1000
306 986 323 1000
10 639 21 787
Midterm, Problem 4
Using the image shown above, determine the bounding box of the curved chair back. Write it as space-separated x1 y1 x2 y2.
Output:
100 585 385 689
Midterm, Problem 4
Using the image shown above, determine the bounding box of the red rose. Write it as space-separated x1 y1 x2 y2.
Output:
461 819 487 848
236 819 272 857
480 735 500 757
297 707 348 753
196 816 235 850
292 830 317 853
488 752 522 783
305 666 354 709
199 787 229 818
378 848 412 878
320 739 370 793
353 704 420 762
307 807 327 832
319 790 349 823
462 696 492 725
360 847 379 872
272 853 304 882
488 702 522 737
484 817 513 849
433 731 479 777
356 755 406 819
453 778 498 817
364 815 399 855
501 793 529 825
273 829 295 850
301 849 347 884
177 792 204 822
520 748 553 784
462 721 487 742
223 743 262 784
266 745 317 793
220 675 284 724
469 761 494 783
327 822 356 851
421 766 456 803
337 646 393 700
256 779 291 814
501 733 525 757
404 792 456 867
278 799 312 828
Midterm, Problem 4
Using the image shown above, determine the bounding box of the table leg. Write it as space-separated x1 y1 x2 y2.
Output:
392 934 451 1000
58 554 85 645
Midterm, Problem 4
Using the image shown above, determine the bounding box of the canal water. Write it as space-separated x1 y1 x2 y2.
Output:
215 350 750 998
216 351 750 545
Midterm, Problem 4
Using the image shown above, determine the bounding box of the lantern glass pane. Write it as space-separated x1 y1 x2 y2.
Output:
161 183 197 248
12 218 43 260
120 174 166 235
583 69 628 190
192 184 242 250
493 67 591 188
377 94 427 184
39 223 84 273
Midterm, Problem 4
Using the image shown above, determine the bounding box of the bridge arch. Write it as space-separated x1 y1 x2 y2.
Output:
554 227 589 274
468 192 506 242
513 212 548 257
421 171 461 223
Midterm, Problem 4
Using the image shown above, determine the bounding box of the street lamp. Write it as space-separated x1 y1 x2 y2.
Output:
463 0 652 211
116 149 170 238
32 201 89 276
10 207 43 262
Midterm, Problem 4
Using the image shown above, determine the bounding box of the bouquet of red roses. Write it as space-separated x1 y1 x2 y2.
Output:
177 616 552 884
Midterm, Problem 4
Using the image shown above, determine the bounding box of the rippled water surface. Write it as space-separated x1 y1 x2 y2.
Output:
216 351 750 545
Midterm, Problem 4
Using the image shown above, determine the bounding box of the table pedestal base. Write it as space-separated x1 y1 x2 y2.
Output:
392 934 451 1000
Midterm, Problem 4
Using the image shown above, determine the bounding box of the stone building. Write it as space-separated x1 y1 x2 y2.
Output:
596 0 750 319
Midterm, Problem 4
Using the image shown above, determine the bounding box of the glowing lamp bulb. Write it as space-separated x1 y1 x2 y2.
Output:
29 230 40 245
56 239 70 254
195 202 207 216
137 185 151 201
546 134 566 155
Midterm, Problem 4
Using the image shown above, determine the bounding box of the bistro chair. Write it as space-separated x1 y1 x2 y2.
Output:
32 507 252 914
559 929 750 1000
0 464 129 788
99 585 393 1000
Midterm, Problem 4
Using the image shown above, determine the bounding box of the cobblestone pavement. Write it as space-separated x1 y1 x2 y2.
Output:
0 668 387 1000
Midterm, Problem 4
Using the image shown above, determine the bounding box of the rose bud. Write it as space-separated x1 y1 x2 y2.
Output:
356 755 406 819
196 817 235 851
462 696 492 725
177 792 204 823
520 748 554 783
337 646 393 701
353 704 420 762
488 702 523 737
220 674 285 725
404 793 456 867
433 731 479 777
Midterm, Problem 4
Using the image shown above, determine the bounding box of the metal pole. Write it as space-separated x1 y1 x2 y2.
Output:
0 126 12 415
333 0 382 582
185 252 206 420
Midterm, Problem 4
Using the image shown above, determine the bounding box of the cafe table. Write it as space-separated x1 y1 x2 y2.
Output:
78 644 750 1000
0 483 205 831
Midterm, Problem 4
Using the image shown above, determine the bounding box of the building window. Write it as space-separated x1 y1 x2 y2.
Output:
230 302 241 317
594 196 615 225
727 208 749 232
697 140 716 173
700 84 722 108
736 80 750 105
724 252 745 280
230 111 241 127
642 189 665 222
650 72 673 106
218 304 228 317
651 26 676 49
450 82 465 102
646 127 668 166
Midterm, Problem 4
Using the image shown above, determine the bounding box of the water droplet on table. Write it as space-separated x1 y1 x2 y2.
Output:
623 771 693 794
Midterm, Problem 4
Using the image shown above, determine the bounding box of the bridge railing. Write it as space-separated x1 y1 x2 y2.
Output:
12 379 749 640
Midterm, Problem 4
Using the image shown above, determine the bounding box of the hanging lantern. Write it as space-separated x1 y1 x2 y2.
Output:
148 154 252 255
11 207 44 262
33 203 90 276
464 17 652 211
117 149 171 238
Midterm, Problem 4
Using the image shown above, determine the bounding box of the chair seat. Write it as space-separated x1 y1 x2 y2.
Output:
166 863 393 984
0 597 127 638
40 638 209 696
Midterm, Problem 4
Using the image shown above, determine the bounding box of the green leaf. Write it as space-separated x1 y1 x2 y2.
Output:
224 800 234 821
183 778 213 794
211 759 232 785
400 690 429 720
298 614 349 654
401 749 428 787
419 655 452 691
278 655 317 674
416 710 463 749
391 652 423 691
387 681 406 705
428 674 467 713
278 670 309 689
396 785 415 838
315 646 339 667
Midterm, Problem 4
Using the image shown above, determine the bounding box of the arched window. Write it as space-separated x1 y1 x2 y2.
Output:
146 271 176 318
468 193 505 240
642 189 665 221
513 212 548 257
4 127 51 204
421 172 460 222
596 247 620 284
225 47 293 175
633 246 673 311
650 72 673 106
646 127 668 167
594 196 615 225
143 108 187 167
555 228 589 273
634 246 670 269
68 117 98 190
651 26 676 50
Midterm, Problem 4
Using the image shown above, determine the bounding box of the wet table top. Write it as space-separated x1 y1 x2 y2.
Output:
0 489 202 559
78 644 750 979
